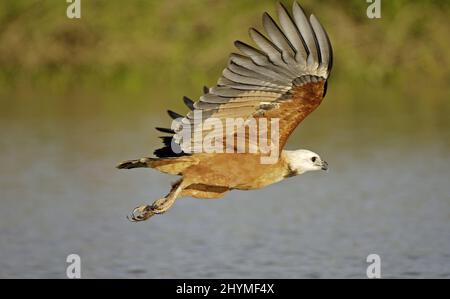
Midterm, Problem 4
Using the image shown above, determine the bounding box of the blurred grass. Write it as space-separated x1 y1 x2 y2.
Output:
0 0 449 129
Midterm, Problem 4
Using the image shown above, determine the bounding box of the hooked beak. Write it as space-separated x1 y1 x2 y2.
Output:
321 160 329 171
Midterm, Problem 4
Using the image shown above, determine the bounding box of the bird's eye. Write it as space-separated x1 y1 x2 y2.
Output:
311 157 317 162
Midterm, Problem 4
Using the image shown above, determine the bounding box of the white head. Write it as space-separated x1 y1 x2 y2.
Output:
284 149 328 176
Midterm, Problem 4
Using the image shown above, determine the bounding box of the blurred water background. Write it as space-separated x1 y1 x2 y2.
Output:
0 0 449 278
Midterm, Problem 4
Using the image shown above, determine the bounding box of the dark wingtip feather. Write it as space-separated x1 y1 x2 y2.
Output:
183 96 194 110
153 138 187 158
156 127 175 134
159 136 173 147
154 147 184 158
167 110 183 120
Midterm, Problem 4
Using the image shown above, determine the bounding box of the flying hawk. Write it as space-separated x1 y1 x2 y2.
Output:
117 1 333 222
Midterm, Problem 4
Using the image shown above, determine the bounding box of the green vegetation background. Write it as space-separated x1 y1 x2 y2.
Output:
1 0 449 133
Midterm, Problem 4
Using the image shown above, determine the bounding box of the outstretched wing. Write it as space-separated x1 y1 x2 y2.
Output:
154 2 332 158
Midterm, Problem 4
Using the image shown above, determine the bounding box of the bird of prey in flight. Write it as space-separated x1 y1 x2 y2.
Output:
117 1 333 222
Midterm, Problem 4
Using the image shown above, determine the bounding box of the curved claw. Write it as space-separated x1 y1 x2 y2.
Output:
127 205 155 222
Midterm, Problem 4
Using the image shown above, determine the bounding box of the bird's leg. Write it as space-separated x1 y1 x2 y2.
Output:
127 179 186 222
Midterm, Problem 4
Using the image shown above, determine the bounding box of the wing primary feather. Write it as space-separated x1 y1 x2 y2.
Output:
159 136 173 147
276 2 308 63
229 53 292 83
234 40 271 67
227 62 287 86
222 67 289 89
218 76 289 93
203 86 210 94
183 96 195 110
249 28 283 66
262 12 296 63
292 2 320 67
167 110 183 120
234 40 295 78
156 127 175 134
310 14 333 72
249 28 298 77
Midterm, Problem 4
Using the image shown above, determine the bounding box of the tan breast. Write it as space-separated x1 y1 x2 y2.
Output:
181 153 289 190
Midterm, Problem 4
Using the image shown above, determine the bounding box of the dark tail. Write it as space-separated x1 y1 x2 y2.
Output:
116 157 155 169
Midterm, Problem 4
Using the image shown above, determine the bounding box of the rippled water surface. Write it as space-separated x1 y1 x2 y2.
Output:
1 111 449 279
